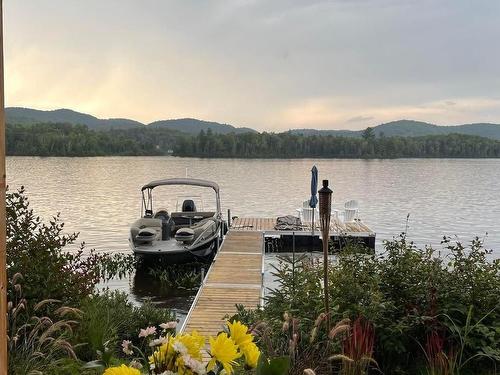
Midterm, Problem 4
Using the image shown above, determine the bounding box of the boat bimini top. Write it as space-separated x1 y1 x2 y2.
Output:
140 178 221 216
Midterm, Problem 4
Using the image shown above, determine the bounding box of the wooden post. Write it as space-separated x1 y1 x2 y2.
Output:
318 180 332 332
0 1 7 373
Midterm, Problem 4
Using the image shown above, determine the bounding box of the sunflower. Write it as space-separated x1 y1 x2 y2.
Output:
103 364 141 375
227 321 253 349
208 333 241 374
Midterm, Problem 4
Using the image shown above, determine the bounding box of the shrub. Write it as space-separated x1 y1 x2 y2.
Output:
237 235 500 375
6 186 135 306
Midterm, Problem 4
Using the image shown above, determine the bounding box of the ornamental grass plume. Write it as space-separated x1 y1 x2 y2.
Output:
7 274 81 375
329 317 378 375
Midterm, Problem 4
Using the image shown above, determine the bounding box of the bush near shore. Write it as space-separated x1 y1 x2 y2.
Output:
233 235 500 374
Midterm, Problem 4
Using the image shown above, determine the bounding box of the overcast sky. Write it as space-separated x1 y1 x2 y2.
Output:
5 0 500 131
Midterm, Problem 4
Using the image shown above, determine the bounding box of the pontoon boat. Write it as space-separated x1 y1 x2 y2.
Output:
129 178 225 263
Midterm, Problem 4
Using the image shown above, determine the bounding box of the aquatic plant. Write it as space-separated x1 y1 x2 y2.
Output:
147 263 206 291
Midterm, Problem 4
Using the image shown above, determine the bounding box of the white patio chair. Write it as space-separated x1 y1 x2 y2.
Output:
295 207 319 223
343 200 359 222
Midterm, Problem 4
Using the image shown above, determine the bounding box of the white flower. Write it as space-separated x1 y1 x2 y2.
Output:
184 355 206 374
121 340 133 355
173 341 188 355
159 371 178 375
129 360 143 369
160 321 178 330
138 326 157 338
149 336 169 347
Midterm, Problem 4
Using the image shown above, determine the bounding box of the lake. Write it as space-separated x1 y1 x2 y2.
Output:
7 157 500 315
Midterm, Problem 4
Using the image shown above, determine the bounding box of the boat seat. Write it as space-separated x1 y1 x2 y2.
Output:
175 227 195 243
134 217 162 229
135 228 157 244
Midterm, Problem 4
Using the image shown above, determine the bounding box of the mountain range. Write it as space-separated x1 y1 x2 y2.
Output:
6 107 500 140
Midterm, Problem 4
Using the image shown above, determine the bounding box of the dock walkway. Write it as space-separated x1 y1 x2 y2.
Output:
181 216 375 336
181 231 263 336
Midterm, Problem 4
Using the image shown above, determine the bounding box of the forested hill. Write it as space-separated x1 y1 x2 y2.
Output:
6 107 500 139
6 122 500 158
6 107 254 134
290 120 500 140
149 118 256 134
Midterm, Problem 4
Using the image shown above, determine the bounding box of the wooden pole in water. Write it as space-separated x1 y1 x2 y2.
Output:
0 1 7 373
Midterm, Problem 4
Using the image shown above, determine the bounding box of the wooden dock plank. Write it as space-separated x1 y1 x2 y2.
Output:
181 231 263 336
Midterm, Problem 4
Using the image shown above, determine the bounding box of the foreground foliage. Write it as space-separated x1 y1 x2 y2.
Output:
99 320 281 375
6 188 173 374
234 235 500 374
6 186 135 306
7 273 80 375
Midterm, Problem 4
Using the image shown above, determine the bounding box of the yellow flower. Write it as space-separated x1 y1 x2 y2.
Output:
227 320 253 349
103 364 141 375
176 330 205 360
149 335 175 367
242 342 261 368
208 333 241 374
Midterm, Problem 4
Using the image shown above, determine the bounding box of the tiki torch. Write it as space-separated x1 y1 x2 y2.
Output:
318 179 332 331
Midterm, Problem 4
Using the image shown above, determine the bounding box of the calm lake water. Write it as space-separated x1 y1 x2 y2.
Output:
7 157 500 316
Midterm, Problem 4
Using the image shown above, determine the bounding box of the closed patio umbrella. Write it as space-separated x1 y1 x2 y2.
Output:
310 166 318 236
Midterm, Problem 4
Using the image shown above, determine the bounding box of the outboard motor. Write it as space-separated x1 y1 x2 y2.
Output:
182 199 197 212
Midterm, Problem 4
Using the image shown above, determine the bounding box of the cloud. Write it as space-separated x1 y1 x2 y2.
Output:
273 96 500 130
347 116 374 123
4 0 500 131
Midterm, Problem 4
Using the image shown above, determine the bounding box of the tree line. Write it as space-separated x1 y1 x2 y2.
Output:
7 123 500 158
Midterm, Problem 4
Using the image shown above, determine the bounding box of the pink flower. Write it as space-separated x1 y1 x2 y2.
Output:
138 326 157 338
122 340 133 355
160 321 178 330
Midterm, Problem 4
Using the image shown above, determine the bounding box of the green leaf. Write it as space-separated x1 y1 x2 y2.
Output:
256 356 291 375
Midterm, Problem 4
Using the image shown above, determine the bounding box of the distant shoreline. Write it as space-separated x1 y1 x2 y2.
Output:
7 122 500 158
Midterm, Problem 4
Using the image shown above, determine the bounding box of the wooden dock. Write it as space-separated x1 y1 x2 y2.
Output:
181 216 376 335
231 217 375 237
180 231 263 336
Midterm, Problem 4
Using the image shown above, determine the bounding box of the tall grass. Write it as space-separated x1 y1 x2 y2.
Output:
7 273 81 375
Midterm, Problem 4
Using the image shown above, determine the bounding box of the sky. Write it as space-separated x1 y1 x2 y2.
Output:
4 0 500 131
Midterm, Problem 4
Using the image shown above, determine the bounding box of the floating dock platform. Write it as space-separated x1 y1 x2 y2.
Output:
181 217 375 335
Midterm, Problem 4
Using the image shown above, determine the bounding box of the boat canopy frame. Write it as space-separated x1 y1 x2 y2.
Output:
140 178 221 216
